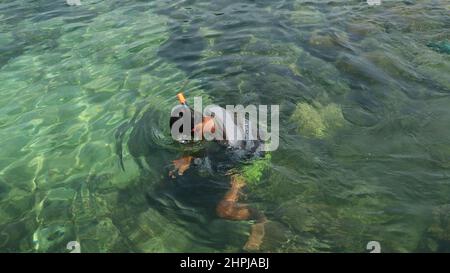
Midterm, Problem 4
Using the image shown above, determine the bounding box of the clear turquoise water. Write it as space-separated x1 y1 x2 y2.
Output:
0 0 449 252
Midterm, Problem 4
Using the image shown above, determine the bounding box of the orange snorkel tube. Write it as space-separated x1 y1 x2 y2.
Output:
177 92 187 106
175 82 214 134
177 80 189 106
178 91 216 134
176 92 196 133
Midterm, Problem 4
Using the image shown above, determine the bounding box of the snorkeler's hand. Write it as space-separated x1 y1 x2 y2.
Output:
169 156 193 178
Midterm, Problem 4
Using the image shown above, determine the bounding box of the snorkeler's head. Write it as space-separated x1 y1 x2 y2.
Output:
170 105 195 143
170 92 217 143
170 106 216 143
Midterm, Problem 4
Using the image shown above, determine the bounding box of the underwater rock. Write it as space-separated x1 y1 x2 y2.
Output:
69 180 124 252
426 141 450 169
76 217 121 252
291 103 325 138
0 194 35 227
405 20 442 33
383 221 426 252
100 166 141 191
427 40 450 55
346 22 381 40
320 103 346 130
399 9 445 33
0 163 36 194
276 199 339 236
33 222 75 252
199 26 222 48
336 53 396 85
0 53 46 88
0 32 14 49
349 109 380 130
363 50 420 82
83 75 120 93
126 208 191 252
413 49 450 90
297 50 351 96
259 221 292 252
308 31 335 49
331 174 430 253
46 186 76 199
13 17 64 50
427 205 450 244
249 40 305 79
207 219 251 252
308 30 350 57
121 71 141 91
290 102 346 139
250 162 323 206
33 187 77 252
0 179 11 201
290 5 326 27
0 216 38 252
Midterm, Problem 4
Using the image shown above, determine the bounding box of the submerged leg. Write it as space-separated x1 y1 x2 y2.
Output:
216 175 267 251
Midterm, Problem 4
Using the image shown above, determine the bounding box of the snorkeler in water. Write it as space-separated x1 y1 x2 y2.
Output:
115 89 271 251
168 92 268 251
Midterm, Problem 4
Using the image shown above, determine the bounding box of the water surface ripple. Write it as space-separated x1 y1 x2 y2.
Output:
0 0 449 252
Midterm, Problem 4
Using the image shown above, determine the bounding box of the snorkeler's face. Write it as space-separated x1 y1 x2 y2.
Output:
192 116 215 140
170 105 216 144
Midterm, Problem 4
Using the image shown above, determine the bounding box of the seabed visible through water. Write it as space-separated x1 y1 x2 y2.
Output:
0 0 449 253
